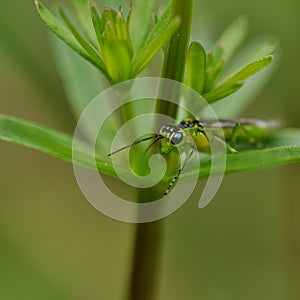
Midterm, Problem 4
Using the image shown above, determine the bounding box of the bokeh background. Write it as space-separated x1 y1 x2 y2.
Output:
1 0 300 299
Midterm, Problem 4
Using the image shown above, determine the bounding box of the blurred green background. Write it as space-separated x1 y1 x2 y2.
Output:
0 0 300 299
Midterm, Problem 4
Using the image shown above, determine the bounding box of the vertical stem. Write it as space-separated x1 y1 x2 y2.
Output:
127 197 165 300
156 0 194 118
127 1 194 300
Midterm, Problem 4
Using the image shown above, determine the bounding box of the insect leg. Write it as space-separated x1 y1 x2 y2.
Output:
144 135 164 155
213 136 238 154
164 149 194 195
230 123 256 147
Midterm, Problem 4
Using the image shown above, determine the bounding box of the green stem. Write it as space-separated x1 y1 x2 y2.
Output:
156 0 194 118
127 191 165 300
127 1 194 300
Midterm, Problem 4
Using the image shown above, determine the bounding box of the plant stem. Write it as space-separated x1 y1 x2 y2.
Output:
127 1 194 300
127 191 165 300
156 0 194 118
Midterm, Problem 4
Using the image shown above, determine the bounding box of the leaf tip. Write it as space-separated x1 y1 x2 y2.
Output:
34 0 43 11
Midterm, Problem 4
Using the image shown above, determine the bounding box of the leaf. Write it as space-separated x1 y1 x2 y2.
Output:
203 82 244 103
241 37 279 68
204 16 248 91
197 145 300 178
213 15 248 65
210 62 276 118
58 6 106 71
129 0 159 54
90 3 103 50
132 17 180 75
204 59 224 92
49 36 107 119
225 55 273 83
72 0 95 41
178 128 300 181
186 41 206 94
0 114 116 177
203 56 273 103
102 40 132 83
1 114 300 185
141 1 172 52
34 1 103 72
210 39 278 118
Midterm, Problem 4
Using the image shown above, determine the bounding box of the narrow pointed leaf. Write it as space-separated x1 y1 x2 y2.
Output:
244 37 279 66
142 2 172 51
90 3 104 50
116 11 133 58
179 143 300 181
204 82 243 103
226 55 273 82
129 0 159 54
58 7 106 71
34 1 102 71
1 115 300 187
102 7 117 24
177 128 300 182
204 60 224 92
72 0 95 41
102 40 132 83
214 15 248 65
0 114 117 176
206 46 223 71
204 56 273 103
49 36 107 119
204 16 248 91
132 17 180 75
204 47 224 92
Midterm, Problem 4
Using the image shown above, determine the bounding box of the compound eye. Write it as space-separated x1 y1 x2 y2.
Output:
170 132 184 145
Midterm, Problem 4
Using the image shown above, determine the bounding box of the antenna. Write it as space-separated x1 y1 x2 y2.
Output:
108 134 159 156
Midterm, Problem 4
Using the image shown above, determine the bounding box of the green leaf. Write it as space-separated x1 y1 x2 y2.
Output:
214 15 248 65
34 1 104 72
102 40 132 83
58 6 106 71
206 46 223 74
186 41 206 94
179 129 300 181
72 0 95 41
49 36 107 119
185 144 300 180
225 55 273 82
142 2 172 52
203 82 244 103
204 60 224 92
102 6 118 25
211 63 276 118
90 3 103 50
210 39 278 118
116 11 133 58
129 0 159 54
204 16 248 91
1 114 300 186
242 37 279 68
204 56 273 103
0 114 116 176
132 17 180 76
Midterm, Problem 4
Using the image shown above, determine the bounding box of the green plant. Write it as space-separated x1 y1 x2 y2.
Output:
1 0 300 299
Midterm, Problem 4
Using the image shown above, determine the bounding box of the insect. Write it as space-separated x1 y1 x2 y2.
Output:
108 118 279 195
